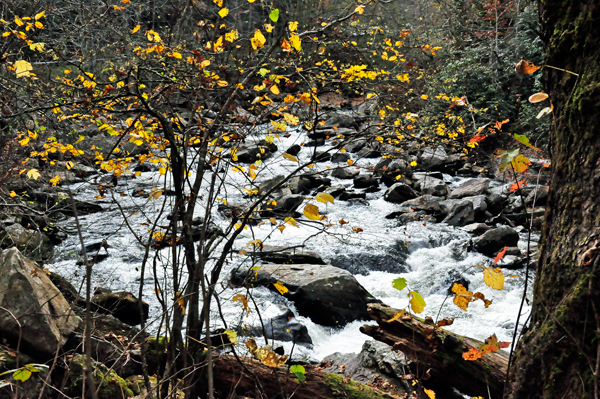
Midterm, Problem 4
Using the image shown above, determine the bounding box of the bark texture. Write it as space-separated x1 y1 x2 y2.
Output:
508 2 600 398
361 303 508 399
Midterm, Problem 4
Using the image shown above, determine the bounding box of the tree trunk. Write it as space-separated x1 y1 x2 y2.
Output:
361 303 508 399
507 2 600 398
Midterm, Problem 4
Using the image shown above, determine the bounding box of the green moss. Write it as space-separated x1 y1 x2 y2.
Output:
323 373 395 399
68 354 133 399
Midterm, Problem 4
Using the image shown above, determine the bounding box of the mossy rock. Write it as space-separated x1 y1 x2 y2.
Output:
323 373 396 399
67 354 133 399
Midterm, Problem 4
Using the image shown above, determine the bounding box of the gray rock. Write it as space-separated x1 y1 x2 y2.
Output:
1 224 54 262
248 245 325 265
353 174 379 189
244 306 312 344
418 146 448 169
91 291 149 326
416 176 449 197
231 264 380 327
384 183 417 203
463 223 491 236
474 226 520 257
273 194 304 214
449 178 490 199
442 200 475 226
331 152 351 163
0 248 81 357
330 251 408 275
331 167 360 179
398 195 443 214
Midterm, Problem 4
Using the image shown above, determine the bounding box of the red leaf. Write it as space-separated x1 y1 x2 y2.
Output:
494 246 507 265
509 180 527 192
469 135 487 143
498 341 510 349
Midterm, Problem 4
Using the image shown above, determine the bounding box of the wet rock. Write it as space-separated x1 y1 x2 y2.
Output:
234 141 277 163
416 176 449 197
244 306 312 344
331 167 360 179
384 183 417 203
463 223 491 236
258 175 286 196
353 175 379 189
344 139 366 153
398 195 443 215
91 291 149 326
448 178 490 199
248 245 325 265
525 186 548 207
380 159 413 186
306 138 326 147
442 200 475 226
288 176 313 194
330 252 408 275
286 144 301 156
313 150 332 162
0 248 81 357
474 226 520 257
231 264 380 327
273 194 304 214
331 152 351 163
338 190 367 201
356 146 381 158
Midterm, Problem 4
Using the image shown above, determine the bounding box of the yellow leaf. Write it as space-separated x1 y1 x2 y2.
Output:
271 120 287 131
386 309 406 322
282 152 297 162
264 23 274 33
35 11 46 20
273 281 288 295
224 329 238 345
217 80 228 87
149 187 163 199
315 192 334 205
2 32 10 37
218 8 229 18
528 92 549 103
408 291 426 313
169 51 182 59
66 161 74 170
289 21 298 31
199 59 211 69
251 29 266 50
29 42 44 52
213 0 223 6
284 217 298 227
290 33 302 51
303 204 320 221
424 388 436 399
483 267 505 290
27 168 40 180
421 94 429 100
281 38 291 51
355 5 365 14
158 166 167 175
15 60 33 78
270 85 280 95
15 17 24 26
131 25 140 34
35 21 43 29
9 191 16 197
225 29 239 42
49 175 61 186
269 217 277 225
146 30 161 42
451 283 472 311
283 113 299 126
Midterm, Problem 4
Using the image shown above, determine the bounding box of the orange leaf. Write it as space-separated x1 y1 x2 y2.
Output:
515 60 542 75
494 246 507 265
509 180 527 192
462 348 482 361
469 135 487 143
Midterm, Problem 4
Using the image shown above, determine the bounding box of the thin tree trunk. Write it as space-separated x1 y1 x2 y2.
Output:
507 2 600 398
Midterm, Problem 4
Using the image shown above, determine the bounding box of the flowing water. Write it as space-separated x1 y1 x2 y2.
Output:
46 122 535 362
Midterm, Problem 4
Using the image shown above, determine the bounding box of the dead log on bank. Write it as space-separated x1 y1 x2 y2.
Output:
212 354 402 399
360 303 508 399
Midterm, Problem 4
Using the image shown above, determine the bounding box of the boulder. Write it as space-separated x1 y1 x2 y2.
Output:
442 200 475 226
248 245 325 265
525 186 548 206
338 190 367 201
331 152 351 163
286 144 301 156
384 183 417 203
91 291 149 326
233 141 277 163
353 175 379 189
463 223 491 236
0 248 81 357
66 354 134 399
244 306 312 344
397 195 443 215
418 146 448 170
258 175 285 196
474 226 520 257
1 223 54 262
448 178 490 199
320 340 411 389
231 264 380 327
416 176 449 197
288 176 313 194
273 194 304 214
331 167 360 179
330 251 408 275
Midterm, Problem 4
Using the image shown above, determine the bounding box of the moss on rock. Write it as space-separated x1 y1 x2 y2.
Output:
67 354 133 399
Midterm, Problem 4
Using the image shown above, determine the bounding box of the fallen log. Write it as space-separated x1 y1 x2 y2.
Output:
212 354 403 399
360 303 508 399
